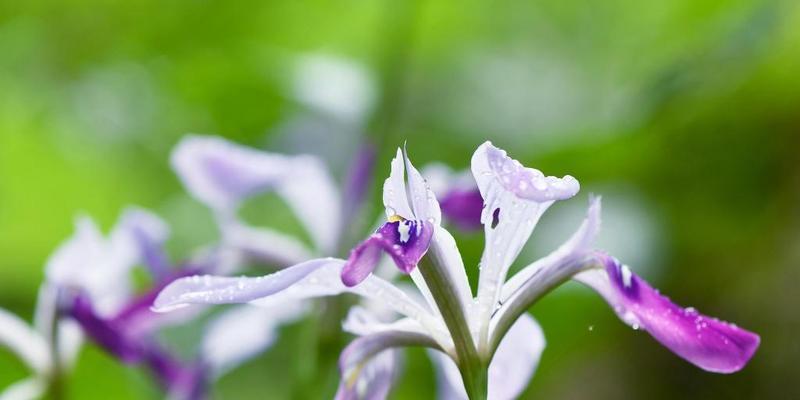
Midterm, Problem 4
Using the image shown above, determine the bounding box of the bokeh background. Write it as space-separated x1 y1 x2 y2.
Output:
1 0 799 398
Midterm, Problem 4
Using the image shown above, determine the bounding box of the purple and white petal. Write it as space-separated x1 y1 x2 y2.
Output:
171 135 341 253
471 142 579 345
430 314 545 400
66 293 143 363
202 303 308 377
341 220 433 287
575 254 760 373
0 378 46 400
0 308 49 374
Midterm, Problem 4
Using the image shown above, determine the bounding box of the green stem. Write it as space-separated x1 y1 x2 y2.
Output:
418 245 486 400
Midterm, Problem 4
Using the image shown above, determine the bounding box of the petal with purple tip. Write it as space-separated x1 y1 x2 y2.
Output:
341 220 434 287
576 254 760 373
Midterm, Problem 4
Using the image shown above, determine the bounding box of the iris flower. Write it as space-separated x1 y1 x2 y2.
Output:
153 142 759 399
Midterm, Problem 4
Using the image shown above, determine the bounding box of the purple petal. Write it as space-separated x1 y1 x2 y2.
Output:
145 348 206 400
341 220 434 287
439 188 484 231
577 254 760 373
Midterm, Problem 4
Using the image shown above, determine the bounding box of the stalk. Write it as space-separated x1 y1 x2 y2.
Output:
418 243 486 400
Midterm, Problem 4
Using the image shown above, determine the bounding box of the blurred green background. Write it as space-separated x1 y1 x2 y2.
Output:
1 0 799 398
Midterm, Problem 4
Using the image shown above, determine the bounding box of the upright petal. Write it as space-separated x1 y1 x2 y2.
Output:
341 220 433 286
575 254 760 373
471 142 579 347
335 350 399 400
202 303 307 377
382 148 441 223
171 135 341 253
341 142 377 226
429 314 545 400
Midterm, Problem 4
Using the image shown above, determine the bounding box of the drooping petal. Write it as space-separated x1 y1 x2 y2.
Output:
575 254 760 373
143 346 206 400
171 135 341 253
33 284 83 369
0 308 49 374
430 314 545 400
341 220 434 287
337 330 438 400
202 302 308 377
471 142 579 345
0 378 46 400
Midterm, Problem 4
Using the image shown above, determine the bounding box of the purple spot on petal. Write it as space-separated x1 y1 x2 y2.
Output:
491 208 500 229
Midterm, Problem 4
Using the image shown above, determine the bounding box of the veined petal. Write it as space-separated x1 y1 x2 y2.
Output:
0 308 49 374
383 148 440 224
341 220 433 287
0 378 46 400
575 254 760 373
430 314 545 400
202 303 307 377
171 135 341 253
471 142 579 347
337 331 438 400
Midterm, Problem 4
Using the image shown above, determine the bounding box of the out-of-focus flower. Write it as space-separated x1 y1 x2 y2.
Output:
154 141 758 399
45 208 208 399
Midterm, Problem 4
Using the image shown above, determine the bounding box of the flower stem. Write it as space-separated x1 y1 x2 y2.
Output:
418 245 486 400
